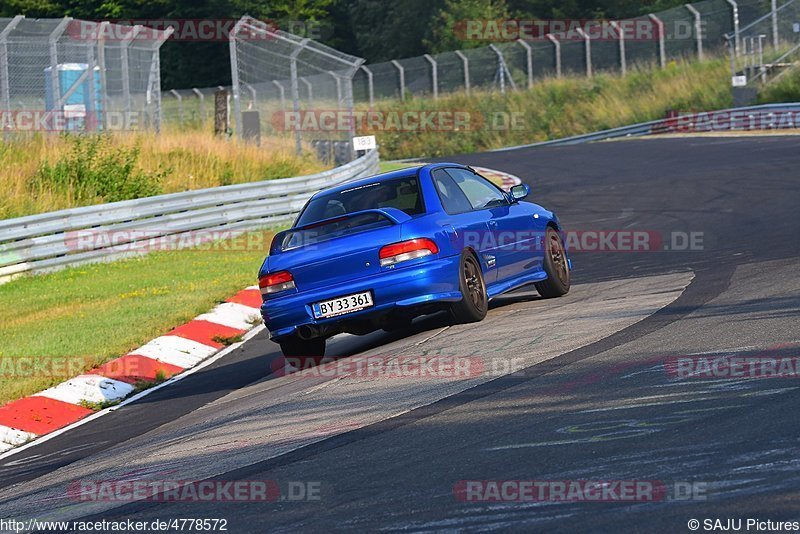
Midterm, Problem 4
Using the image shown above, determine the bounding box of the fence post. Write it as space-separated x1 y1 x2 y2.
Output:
170 89 183 125
546 34 561 77
454 50 470 94
424 54 438 98
229 18 244 138
121 26 143 116
326 72 342 106
576 27 592 77
360 65 374 106
301 78 313 103
345 61 364 160
725 0 741 55
649 14 666 67
86 33 98 131
96 21 109 131
685 4 704 60
391 60 405 100
192 88 206 121
272 81 285 110
611 21 627 75
48 17 72 112
243 82 257 108
289 39 309 156
771 0 779 49
516 39 533 89
0 16 24 116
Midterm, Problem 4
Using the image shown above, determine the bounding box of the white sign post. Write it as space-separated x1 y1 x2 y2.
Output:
352 135 377 151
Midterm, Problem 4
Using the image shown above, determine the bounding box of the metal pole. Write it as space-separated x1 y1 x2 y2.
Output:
48 17 72 112
289 39 308 157
0 16 24 115
391 60 405 100
685 4 704 60
192 88 206 120
301 78 313 103
725 0 741 55
229 17 244 138
546 34 561 77
454 50 470 94
727 36 736 84
86 37 97 131
424 54 438 98
170 89 183 124
243 82 257 108
489 44 505 93
516 39 533 89
272 80 285 110
360 65 373 106
575 27 592 77
649 14 666 68
611 21 627 75
346 62 363 161
121 26 142 116
153 27 172 133
758 34 767 82
96 21 109 131
771 0 779 49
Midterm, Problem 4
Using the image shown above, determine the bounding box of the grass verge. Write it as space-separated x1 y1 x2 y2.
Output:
0 230 278 406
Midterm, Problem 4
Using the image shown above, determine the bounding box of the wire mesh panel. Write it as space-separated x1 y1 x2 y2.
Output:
625 16 662 69
229 15 364 159
0 17 170 134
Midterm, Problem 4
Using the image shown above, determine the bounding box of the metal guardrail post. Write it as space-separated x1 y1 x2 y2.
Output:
391 60 405 101
454 50 470 94
424 54 438 98
576 27 592 77
516 39 533 89
611 21 627 75
0 16 24 116
725 0 741 55
685 4 704 60
546 34 562 77
649 14 666 68
360 65 374 106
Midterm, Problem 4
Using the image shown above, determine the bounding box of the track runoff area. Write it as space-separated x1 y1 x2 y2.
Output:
0 135 798 532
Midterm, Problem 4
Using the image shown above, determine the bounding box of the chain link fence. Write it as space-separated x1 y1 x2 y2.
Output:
0 17 171 134
165 0 796 142
227 15 364 162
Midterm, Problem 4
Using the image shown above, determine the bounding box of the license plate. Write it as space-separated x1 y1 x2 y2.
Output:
312 291 374 319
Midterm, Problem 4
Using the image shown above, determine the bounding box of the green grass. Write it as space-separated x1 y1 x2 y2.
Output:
363 58 735 159
0 230 278 406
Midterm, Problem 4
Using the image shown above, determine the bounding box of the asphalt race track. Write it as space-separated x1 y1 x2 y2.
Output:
1 136 799 532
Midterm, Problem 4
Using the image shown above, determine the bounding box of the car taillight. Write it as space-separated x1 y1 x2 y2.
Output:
379 238 439 267
259 271 296 296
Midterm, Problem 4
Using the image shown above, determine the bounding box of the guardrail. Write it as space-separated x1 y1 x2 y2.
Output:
0 149 380 282
491 103 800 152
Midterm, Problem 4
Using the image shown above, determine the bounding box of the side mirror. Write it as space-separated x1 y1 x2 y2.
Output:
510 184 531 202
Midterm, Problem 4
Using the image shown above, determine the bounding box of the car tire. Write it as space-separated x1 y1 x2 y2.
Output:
535 227 570 298
449 251 489 324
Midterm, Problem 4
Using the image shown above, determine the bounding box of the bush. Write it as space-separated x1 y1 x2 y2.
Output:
29 135 165 204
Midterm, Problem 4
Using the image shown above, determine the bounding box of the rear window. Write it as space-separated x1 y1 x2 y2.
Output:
296 176 423 227
277 212 393 252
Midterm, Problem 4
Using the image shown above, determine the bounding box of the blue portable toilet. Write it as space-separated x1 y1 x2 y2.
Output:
44 63 103 131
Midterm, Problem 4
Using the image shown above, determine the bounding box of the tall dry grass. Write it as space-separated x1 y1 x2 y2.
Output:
0 130 326 220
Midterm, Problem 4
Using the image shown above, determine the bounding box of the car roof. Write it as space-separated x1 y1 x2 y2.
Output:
311 162 465 198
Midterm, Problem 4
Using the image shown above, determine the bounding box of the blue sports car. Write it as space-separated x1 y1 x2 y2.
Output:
258 163 571 358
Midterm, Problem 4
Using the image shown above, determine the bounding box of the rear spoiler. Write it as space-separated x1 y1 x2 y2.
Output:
270 208 411 254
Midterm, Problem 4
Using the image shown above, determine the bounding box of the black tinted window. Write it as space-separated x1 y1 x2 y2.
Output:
297 176 423 226
432 169 473 214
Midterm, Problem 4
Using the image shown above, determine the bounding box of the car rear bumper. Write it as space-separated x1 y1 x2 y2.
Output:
262 256 462 340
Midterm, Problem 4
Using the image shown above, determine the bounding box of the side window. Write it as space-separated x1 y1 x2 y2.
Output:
445 168 508 210
432 169 474 214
